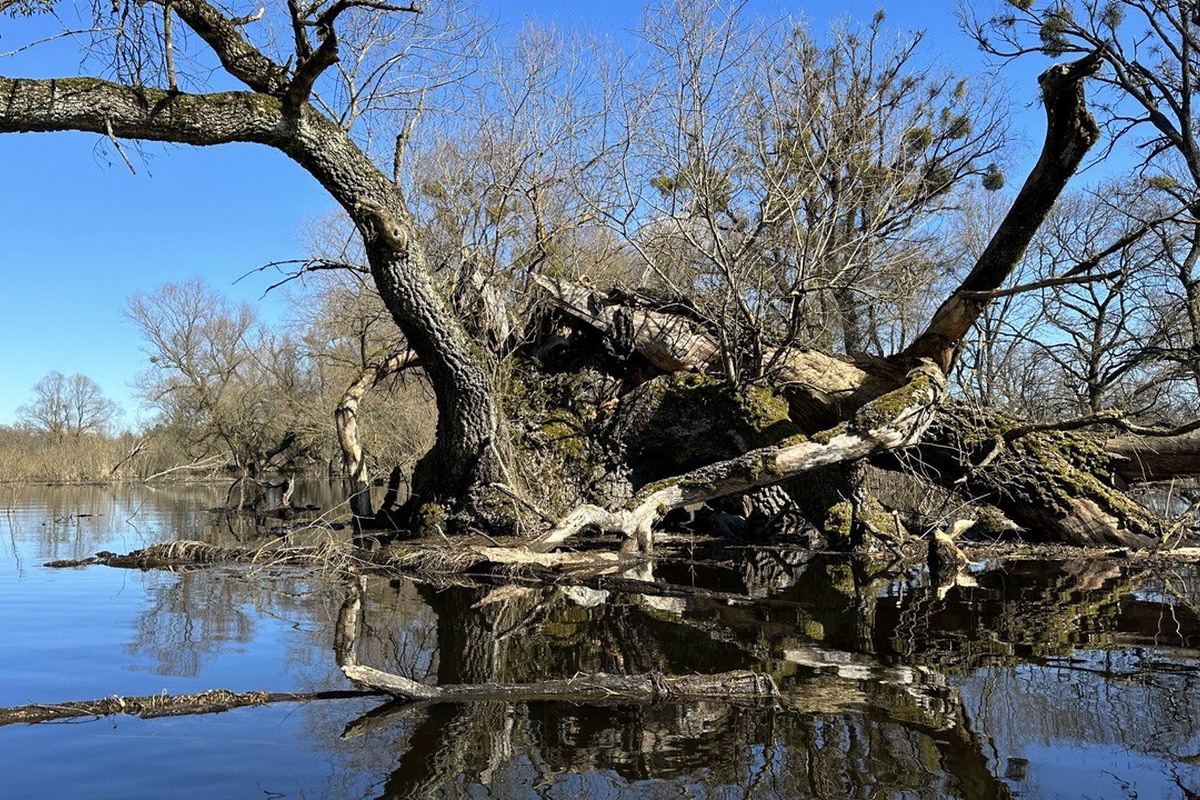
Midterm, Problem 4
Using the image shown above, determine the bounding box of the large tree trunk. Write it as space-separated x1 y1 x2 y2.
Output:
919 404 1160 548
901 51 1104 372
0 71 499 530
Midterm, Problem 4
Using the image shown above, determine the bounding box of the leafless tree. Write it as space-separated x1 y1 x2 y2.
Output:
964 0 1200 391
0 0 501 522
609 2 1007 381
17 371 120 440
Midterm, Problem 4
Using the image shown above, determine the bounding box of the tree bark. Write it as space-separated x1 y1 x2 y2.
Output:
1106 431 1200 483
920 404 1160 548
901 51 1104 372
534 274 895 430
0 688 376 727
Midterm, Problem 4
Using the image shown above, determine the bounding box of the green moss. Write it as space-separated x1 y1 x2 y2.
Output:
811 422 848 445
932 403 1159 540
852 372 935 432
415 503 448 534
825 500 855 540
629 374 804 471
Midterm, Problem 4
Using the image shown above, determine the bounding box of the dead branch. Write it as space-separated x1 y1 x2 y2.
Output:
142 454 228 482
342 664 779 704
531 274 722 373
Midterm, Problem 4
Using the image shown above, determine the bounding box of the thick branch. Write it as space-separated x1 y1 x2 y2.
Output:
528 361 945 553
0 77 289 144
147 0 288 94
902 51 1104 372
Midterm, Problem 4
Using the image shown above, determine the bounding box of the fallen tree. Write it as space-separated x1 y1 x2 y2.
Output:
492 50 1198 552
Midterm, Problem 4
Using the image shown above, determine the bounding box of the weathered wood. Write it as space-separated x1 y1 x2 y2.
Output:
531 274 723 373
334 351 420 522
532 273 893 428
342 665 780 704
1106 431 1200 483
529 362 944 553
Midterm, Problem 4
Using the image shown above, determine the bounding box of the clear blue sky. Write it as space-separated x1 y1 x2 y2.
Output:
0 0 1038 429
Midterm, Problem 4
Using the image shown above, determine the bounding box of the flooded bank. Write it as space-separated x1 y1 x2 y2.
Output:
2 484 1198 798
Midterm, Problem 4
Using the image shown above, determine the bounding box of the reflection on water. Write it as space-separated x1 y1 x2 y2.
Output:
2 484 1200 798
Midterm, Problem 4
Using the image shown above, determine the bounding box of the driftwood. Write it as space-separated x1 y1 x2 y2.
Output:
528 362 945 553
342 665 779 704
0 688 378 727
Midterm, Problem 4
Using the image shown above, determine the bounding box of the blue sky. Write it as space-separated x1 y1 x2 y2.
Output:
0 0 1039 428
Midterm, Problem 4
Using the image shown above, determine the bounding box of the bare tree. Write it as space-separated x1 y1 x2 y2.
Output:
17 371 120 440
128 278 325 506
964 0 1200 391
611 2 1007 381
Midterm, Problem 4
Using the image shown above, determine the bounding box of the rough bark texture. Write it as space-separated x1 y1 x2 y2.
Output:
0 688 374 726
922 404 1160 548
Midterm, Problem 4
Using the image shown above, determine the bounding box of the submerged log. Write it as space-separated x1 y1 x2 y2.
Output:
342 664 779 704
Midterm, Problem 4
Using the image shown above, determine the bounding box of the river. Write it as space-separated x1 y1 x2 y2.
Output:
2 482 1199 798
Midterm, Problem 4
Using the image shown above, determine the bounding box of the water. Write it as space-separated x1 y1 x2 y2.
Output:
2 484 1199 798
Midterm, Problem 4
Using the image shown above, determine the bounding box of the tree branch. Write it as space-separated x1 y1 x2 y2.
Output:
901 51 1104 373
146 0 288 94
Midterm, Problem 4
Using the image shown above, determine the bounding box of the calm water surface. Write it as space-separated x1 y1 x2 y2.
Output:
2 483 1199 799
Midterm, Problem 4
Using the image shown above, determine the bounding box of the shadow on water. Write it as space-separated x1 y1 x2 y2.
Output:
5 484 1200 798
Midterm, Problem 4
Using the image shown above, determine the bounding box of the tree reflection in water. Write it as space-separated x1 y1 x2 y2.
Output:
318 551 1200 798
